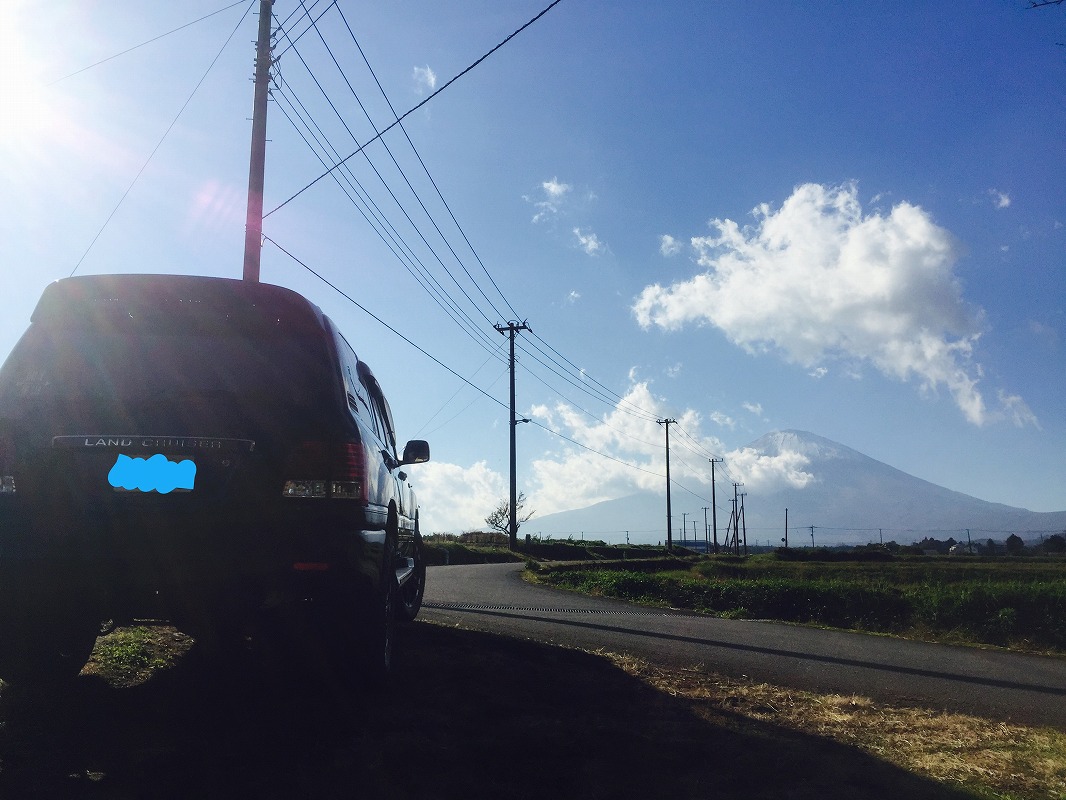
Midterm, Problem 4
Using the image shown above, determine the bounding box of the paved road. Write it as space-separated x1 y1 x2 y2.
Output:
421 563 1066 728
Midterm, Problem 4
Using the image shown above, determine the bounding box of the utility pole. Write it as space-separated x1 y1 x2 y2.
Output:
739 492 748 556
732 483 744 555
784 507 788 549
702 507 709 552
496 321 530 550
243 0 274 283
709 457 722 554
657 419 676 551
810 526 815 548
682 512 688 546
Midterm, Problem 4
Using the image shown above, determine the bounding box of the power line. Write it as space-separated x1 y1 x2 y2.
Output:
275 18 669 460
273 0 337 59
48 0 250 85
335 3 521 322
265 0 566 218
269 41 507 361
266 2 722 493
285 13 505 333
276 1 671 445
266 235 724 502
263 235 509 413
69 1 255 276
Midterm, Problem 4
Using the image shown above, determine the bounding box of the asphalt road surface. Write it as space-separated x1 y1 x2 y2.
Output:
421 563 1066 729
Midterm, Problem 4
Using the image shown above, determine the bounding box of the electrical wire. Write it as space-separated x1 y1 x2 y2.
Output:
270 20 513 353
263 235 511 414
272 83 505 361
264 237 722 499
274 0 677 450
336 3 520 322
274 2 673 457
266 1 726 492
69 1 255 277
265 0 566 218
48 1 249 85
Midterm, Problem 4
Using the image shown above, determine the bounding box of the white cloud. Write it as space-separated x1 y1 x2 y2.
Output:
414 460 505 533
416 383 830 531
412 65 437 93
725 447 815 492
710 411 736 429
1029 320 1058 348
543 177 571 200
525 381 814 510
573 227 605 255
996 390 1040 430
528 177 572 222
665 362 682 378
660 234 682 257
565 290 581 304
809 366 828 379
989 189 1011 209
742 401 763 416
632 181 1033 427
527 382 726 515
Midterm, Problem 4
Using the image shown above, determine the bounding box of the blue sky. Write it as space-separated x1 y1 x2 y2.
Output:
1 1 1063 537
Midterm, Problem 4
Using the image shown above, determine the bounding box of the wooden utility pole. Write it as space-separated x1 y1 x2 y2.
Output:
657 419 676 551
784 507 789 548
243 0 273 283
496 322 530 550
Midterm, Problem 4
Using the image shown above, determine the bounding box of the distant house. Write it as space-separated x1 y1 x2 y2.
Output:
916 537 957 556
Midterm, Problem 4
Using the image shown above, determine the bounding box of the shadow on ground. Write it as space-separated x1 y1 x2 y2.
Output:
0 621 973 800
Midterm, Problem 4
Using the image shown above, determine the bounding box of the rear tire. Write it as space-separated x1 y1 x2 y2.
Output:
395 531 425 623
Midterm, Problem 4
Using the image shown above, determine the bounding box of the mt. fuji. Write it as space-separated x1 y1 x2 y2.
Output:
527 431 1066 547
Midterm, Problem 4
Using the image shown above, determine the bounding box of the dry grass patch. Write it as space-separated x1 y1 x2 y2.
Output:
601 650 1066 800
82 624 194 687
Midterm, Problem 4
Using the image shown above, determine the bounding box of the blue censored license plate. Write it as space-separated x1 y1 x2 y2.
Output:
107 453 197 494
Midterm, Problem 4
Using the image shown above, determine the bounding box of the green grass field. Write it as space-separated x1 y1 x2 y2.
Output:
537 553 1066 652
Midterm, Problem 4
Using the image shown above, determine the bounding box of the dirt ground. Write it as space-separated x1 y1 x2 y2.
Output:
0 621 1000 799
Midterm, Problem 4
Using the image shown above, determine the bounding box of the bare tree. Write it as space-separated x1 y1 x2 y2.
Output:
485 491 535 539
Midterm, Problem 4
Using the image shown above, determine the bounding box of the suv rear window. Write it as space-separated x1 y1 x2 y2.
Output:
0 323 334 433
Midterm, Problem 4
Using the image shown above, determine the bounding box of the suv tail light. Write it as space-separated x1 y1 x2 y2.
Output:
0 431 15 495
282 441 367 502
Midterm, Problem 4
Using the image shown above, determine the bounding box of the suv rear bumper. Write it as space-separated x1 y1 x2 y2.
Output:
0 498 388 629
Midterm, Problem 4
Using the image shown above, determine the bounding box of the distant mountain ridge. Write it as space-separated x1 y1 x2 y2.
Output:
528 430 1066 546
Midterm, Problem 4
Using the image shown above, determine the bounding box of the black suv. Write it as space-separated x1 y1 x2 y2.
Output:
0 274 429 685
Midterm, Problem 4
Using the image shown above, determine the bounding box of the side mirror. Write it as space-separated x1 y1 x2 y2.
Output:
400 439 430 466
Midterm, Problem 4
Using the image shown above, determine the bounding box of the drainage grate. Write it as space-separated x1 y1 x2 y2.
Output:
423 602 669 617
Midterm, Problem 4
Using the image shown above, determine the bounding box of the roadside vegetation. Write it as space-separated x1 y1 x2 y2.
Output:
423 531 668 565
532 550 1066 653
608 650 1066 800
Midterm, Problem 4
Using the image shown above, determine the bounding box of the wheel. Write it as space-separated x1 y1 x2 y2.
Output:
359 528 398 680
368 572 395 678
395 531 425 623
319 534 396 687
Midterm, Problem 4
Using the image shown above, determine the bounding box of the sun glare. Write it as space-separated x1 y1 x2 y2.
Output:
0 5 69 157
